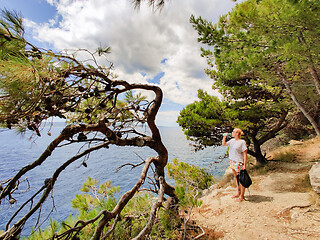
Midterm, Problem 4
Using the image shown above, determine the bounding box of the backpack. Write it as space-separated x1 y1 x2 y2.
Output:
238 169 252 188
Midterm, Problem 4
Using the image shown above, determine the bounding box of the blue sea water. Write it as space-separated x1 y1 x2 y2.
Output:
0 124 228 235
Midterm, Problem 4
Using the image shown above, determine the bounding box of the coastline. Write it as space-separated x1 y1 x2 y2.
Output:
0 125 228 235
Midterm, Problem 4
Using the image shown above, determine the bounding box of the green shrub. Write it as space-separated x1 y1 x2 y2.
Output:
23 178 182 239
24 160 213 239
167 158 214 208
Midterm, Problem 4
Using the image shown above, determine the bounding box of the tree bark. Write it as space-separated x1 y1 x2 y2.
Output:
132 177 165 240
308 63 320 95
247 141 267 165
245 110 288 165
258 110 288 144
278 70 320 140
0 32 177 238
298 31 320 95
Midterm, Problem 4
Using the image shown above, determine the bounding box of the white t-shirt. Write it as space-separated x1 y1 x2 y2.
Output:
227 138 247 163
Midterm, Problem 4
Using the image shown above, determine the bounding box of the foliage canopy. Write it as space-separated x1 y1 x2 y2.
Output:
0 8 177 240
178 0 320 164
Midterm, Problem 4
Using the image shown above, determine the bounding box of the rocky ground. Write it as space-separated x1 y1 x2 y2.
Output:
191 138 320 240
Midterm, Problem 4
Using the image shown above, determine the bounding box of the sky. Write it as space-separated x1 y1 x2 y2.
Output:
0 0 239 126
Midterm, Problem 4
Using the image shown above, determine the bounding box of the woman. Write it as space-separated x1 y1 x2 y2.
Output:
222 128 248 202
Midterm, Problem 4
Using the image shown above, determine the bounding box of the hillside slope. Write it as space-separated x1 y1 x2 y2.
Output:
191 138 320 239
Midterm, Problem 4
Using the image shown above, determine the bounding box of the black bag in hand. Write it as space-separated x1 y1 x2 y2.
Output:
239 169 252 188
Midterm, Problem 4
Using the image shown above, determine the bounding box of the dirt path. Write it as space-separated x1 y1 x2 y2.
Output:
191 172 320 239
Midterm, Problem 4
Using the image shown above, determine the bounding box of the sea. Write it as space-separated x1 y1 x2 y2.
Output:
0 123 229 235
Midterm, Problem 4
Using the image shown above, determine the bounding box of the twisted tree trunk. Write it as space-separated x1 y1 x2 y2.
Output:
278 70 320 140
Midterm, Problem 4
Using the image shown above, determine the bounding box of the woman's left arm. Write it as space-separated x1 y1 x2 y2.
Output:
243 149 248 169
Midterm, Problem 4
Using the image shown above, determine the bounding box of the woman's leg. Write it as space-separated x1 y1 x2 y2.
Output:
231 169 240 198
239 184 245 201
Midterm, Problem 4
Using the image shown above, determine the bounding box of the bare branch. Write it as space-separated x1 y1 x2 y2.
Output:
115 160 145 173
0 140 111 239
0 12 178 238
193 225 206 240
5 183 46 230
132 176 165 240
101 214 120 240
91 156 155 239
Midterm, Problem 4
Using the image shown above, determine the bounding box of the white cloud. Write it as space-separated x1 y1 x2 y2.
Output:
26 0 237 125
156 111 180 127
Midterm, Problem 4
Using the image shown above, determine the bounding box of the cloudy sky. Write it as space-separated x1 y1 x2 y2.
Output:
0 0 238 126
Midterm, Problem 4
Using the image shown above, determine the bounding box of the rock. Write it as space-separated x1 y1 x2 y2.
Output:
209 189 219 197
309 162 320 195
202 189 209 196
289 140 303 145
224 167 233 175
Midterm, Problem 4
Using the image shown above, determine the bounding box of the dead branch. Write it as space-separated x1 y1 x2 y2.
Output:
91 156 155 240
145 175 159 192
115 160 145 173
132 176 165 240
280 204 312 215
183 207 193 240
192 224 205 240
1 26 178 239
0 140 111 240
303 208 320 222
138 188 158 194
101 214 120 240
6 182 46 230
54 209 113 240
32 191 56 233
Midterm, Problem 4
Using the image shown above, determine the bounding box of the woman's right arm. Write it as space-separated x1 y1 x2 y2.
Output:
222 135 228 146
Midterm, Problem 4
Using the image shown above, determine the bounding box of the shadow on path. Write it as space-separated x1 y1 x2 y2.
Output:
245 195 274 203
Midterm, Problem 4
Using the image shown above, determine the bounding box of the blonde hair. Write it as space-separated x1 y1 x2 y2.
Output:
233 128 244 136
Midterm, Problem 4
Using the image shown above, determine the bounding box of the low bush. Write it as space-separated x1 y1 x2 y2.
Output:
271 148 296 162
23 160 214 239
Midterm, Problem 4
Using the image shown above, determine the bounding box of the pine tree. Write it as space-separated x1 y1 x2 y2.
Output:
178 0 320 165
